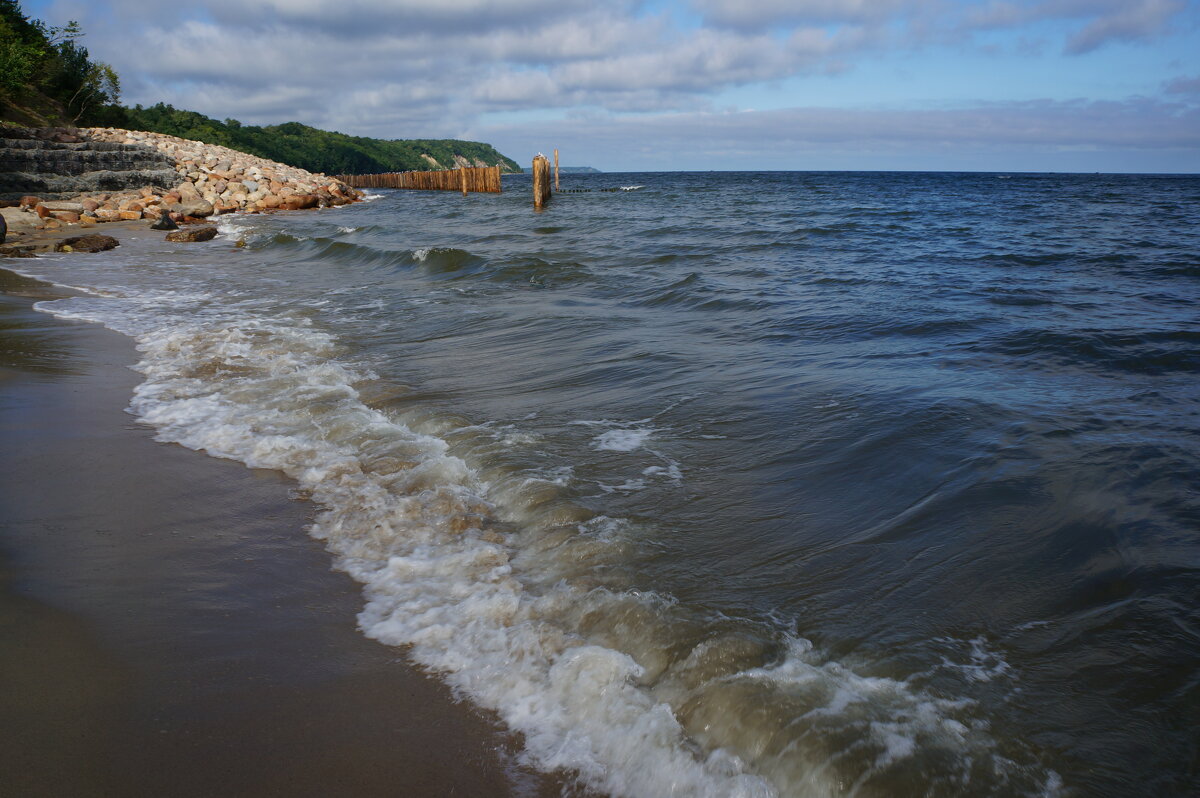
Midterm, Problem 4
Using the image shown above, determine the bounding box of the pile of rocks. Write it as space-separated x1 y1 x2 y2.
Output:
8 127 364 229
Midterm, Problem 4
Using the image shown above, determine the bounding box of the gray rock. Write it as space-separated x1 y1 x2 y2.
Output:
150 213 178 230
0 212 5 245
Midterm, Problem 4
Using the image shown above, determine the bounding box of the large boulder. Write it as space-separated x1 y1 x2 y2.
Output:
0 212 6 244
165 226 217 242
54 234 119 252
180 198 214 217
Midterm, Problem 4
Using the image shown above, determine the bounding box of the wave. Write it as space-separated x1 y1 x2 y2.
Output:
30 286 1063 798
983 328 1200 375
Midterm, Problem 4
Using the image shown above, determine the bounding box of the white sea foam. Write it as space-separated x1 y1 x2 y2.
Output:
932 637 1013 684
599 479 647 493
595 428 654 452
215 216 255 239
643 463 683 482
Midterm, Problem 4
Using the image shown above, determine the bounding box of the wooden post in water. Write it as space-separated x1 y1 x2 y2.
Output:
554 149 560 192
533 154 551 210
338 164 502 193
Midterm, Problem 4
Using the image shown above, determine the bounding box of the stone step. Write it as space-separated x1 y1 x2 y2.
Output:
1 139 150 152
0 136 180 201
0 150 177 175
0 168 180 200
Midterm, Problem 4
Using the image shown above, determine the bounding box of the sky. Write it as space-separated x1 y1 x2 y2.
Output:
24 0 1200 172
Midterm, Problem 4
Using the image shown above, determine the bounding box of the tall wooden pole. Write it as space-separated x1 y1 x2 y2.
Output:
554 149 560 192
460 166 468 196
533 155 551 210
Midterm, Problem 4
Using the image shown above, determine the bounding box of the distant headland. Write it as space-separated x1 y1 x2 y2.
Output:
522 166 601 174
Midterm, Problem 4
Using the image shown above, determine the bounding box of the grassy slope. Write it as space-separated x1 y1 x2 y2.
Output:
107 104 523 175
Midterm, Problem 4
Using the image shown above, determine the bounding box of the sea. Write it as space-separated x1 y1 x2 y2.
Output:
15 171 1200 797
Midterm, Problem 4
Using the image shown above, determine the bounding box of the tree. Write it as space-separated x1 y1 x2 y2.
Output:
67 61 119 123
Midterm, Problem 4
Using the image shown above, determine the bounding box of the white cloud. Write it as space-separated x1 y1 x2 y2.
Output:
38 0 1198 167
475 98 1200 171
965 0 1187 52
689 0 938 28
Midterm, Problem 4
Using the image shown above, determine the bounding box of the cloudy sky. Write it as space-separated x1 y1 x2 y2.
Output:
25 0 1200 172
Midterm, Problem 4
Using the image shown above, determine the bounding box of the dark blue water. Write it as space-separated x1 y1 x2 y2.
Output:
26 171 1200 797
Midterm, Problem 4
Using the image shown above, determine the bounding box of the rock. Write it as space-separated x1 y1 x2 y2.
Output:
81 198 100 213
118 210 143 221
51 211 81 223
282 194 318 210
40 218 61 230
0 244 38 258
180 199 214 217
40 201 86 213
0 213 5 244
55 234 119 253
79 215 97 227
95 209 121 222
165 226 217 242
19 195 40 208
35 205 51 218
150 213 178 230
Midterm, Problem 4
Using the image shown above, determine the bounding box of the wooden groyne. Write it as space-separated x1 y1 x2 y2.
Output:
532 155 551 210
337 165 502 193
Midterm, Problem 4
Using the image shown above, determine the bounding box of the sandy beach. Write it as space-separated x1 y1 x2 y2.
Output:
0 265 564 797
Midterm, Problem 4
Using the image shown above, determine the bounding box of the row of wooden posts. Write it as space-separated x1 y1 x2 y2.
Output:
337 165 502 194
337 149 561 208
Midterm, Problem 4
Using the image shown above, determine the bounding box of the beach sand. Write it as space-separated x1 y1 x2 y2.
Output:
0 266 566 797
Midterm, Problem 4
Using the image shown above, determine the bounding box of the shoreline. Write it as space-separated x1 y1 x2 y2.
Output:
0 265 566 796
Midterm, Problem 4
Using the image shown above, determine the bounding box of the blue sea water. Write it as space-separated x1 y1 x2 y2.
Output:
22 171 1200 796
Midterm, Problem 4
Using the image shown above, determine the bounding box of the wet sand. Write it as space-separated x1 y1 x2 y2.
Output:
0 267 564 797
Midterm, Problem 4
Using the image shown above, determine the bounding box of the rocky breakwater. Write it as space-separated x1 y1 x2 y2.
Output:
82 128 364 219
